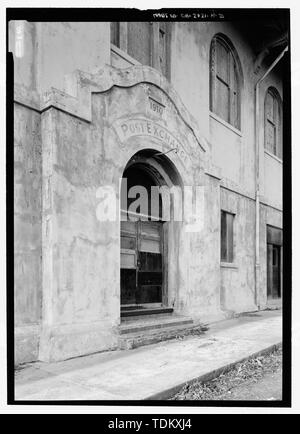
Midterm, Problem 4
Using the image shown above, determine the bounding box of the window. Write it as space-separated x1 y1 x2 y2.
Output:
264 87 282 159
158 22 167 77
221 211 234 263
210 35 241 130
127 22 151 66
110 22 170 78
110 22 120 47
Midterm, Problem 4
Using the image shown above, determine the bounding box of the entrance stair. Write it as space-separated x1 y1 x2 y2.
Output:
119 308 207 350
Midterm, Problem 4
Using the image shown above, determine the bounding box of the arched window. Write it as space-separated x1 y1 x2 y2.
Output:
210 34 242 130
264 87 282 159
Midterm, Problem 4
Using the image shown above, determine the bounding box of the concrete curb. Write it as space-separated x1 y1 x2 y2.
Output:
145 342 282 400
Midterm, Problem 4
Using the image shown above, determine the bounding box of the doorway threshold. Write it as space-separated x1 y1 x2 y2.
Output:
121 306 174 318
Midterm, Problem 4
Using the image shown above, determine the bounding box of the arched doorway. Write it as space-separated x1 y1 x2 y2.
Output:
120 149 181 315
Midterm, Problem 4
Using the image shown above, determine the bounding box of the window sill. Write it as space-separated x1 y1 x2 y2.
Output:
220 262 238 269
209 111 242 137
264 149 283 164
111 44 141 66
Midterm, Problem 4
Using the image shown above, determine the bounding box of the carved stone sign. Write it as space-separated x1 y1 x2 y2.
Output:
113 118 188 164
149 97 165 116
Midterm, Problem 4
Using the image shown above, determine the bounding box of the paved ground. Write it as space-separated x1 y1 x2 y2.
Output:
15 309 282 401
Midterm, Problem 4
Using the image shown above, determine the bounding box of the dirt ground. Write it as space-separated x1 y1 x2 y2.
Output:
170 346 282 401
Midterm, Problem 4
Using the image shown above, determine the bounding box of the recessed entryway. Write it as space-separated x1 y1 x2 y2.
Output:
119 149 183 319
266 225 282 305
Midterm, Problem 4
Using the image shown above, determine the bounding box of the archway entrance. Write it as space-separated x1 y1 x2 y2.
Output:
120 150 181 314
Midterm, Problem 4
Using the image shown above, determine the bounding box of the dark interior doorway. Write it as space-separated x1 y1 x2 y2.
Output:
267 244 281 299
120 162 165 308
121 220 163 305
267 226 282 300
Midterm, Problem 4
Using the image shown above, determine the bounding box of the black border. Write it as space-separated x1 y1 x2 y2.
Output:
6 7 292 409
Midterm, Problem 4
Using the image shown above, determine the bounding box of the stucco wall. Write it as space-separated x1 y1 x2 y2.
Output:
185 174 222 320
38 105 120 362
9 21 110 93
259 204 283 309
220 188 257 313
170 22 258 198
14 103 42 364
259 67 283 209
263 154 283 209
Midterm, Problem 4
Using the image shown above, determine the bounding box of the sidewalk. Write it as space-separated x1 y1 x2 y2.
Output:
15 310 282 401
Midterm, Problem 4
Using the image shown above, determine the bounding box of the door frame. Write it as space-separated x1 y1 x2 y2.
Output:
120 210 169 308
266 225 283 302
267 243 281 299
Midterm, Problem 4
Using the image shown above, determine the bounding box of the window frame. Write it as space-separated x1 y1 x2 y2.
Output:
210 34 242 131
264 87 283 160
110 22 171 79
220 210 235 264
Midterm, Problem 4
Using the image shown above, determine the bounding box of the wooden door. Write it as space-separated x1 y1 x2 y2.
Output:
121 220 163 306
136 221 163 305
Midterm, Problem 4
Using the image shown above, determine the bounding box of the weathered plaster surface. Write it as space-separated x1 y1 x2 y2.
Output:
9 21 110 93
263 154 282 210
259 69 283 210
259 204 282 309
170 22 258 198
14 104 42 364
185 174 222 321
220 188 257 313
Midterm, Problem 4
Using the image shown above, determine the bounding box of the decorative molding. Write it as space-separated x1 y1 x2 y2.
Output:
14 65 208 153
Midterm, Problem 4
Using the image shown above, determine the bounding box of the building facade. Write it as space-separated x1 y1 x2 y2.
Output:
10 18 286 365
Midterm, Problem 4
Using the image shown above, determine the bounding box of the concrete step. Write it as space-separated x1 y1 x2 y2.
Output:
118 320 207 350
119 315 193 335
121 307 174 318
121 312 175 323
